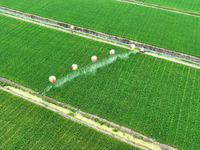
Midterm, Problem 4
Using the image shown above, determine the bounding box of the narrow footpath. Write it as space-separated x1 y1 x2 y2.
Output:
0 11 199 70
118 0 200 17
0 77 179 150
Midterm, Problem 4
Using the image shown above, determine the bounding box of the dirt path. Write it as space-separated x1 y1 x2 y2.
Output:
146 52 200 69
0 86 149 150
0 13 129 50
0 77 179 150
118 0 200 17
0 12 199 70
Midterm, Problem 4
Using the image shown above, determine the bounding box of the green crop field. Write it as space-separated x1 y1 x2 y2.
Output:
0 0 200 57
135 0 200 14
1 15 200 150
0 89 137 150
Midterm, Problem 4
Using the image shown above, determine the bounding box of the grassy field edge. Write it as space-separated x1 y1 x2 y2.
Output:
0 78 179 150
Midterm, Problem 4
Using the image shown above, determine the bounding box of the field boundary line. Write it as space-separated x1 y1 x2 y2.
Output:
0 87 148 150
0 6 200 64
118 0 200 17
0 12 200 70
0 77 179 150
146 52 200 69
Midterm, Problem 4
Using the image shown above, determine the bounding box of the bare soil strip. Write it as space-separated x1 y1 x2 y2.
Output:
146 52 200 69
118 0 200 17
0 12 199 70
0 87 150 150
0 77 179 150
1 87 149 150
0 12 131 52
0 6 200 64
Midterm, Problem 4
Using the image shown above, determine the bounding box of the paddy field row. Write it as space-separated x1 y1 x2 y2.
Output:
1 14 200 150
0 89 137 150
132 0 200 14
0 0 199 57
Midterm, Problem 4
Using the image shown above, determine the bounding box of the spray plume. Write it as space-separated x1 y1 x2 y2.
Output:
45 50 137 93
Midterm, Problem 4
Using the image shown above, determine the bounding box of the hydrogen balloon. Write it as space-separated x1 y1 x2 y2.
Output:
49 76 56 83
91 56 98 62
70 25 75 30
72 64 78 70
110 49 115 55
130 44 136 50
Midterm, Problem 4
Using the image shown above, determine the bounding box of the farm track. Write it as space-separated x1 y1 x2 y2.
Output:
118 0 200 17
0 77 179 150
0 11 200 70
146 52 200 69
0 87 147 150
0 6 200 64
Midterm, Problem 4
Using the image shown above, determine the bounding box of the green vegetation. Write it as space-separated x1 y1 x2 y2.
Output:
112 129 118 132
1 15 200 150
70 107 75 112
0 0 200 57
0 89 137 150
0 81 10 87
84 114 91 119
134 0 200 14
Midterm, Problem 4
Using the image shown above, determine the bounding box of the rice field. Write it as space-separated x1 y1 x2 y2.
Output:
0 89 137 150
135 0 200 13
0 0 200 57
1 14 200 150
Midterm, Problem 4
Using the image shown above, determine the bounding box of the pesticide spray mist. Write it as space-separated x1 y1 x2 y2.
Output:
44 50 137 94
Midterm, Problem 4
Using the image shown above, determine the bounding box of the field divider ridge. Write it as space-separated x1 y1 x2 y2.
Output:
0 87 149 150
117 0 200 17
0 5 200 65
0 77 179 150
0 12 199 70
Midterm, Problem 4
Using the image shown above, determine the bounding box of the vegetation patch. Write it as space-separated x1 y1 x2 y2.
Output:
0 14 200 150
112 129 119 132
131 0 200 14
0 0 200 56
0 89 137 150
